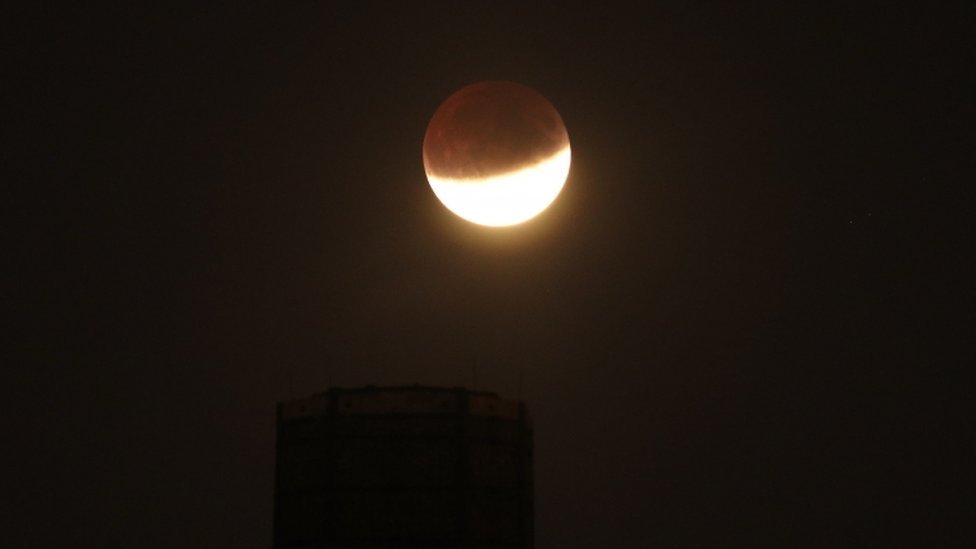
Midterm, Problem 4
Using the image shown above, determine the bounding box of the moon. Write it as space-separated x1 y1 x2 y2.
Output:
423 81 571 227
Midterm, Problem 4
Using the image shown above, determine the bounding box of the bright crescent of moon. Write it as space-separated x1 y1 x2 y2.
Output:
427 146 571 227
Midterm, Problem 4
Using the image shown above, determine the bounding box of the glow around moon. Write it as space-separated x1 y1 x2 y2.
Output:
423 81 571 227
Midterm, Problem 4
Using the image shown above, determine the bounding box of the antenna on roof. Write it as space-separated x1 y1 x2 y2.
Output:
471 356 478 391
325 355 334 391
516 364 524 402
287 365 295 399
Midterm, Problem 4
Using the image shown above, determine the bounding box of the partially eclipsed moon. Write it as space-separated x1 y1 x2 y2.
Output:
423 81 571 227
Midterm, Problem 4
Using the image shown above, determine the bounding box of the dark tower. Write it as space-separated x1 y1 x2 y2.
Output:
273 386 533 548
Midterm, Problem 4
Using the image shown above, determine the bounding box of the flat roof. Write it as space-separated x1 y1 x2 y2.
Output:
279 385 527 422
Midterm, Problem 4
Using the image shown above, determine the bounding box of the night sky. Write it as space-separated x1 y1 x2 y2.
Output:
8 4 971 547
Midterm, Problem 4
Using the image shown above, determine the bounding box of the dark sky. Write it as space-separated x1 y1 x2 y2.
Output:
7 4 971 547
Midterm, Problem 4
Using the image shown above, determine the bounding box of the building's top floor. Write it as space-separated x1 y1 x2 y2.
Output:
278 385 529 424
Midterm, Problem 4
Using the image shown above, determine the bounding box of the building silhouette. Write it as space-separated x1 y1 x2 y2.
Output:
274 386 533 548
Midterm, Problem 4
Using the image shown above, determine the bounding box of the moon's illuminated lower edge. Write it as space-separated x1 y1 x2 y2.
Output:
426 147 572 227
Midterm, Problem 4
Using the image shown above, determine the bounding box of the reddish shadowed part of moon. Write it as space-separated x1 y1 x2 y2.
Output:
423 81 571 227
